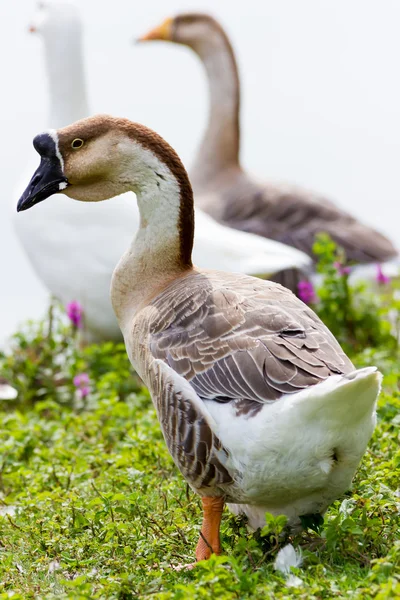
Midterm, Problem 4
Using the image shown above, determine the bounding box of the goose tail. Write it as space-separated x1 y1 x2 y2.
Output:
293 367 381 424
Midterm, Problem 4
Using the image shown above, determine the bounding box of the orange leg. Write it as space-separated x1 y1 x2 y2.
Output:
195 496 225 562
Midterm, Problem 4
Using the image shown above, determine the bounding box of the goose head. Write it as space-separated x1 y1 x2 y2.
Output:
17 115 194 265
138 13 229 54
29 1 82 38
139 13 241 187
17 114 193 206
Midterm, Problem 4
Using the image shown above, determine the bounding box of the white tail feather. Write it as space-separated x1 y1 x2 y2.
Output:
291 367 381 424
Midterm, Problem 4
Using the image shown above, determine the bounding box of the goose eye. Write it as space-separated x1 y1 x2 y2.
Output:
71 138 84 149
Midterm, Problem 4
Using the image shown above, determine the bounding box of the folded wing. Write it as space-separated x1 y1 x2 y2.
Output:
149 272 354 406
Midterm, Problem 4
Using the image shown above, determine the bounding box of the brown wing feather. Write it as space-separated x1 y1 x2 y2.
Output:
151 359 233 492
149 271 353 405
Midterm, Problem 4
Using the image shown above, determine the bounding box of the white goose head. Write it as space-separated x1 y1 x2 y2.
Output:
17 115 195 268
29 1 82 38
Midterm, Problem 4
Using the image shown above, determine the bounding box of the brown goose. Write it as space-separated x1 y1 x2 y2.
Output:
18 115 381 563
139 13 397 265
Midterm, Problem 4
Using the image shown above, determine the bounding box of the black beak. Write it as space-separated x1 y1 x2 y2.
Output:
17 133 69 212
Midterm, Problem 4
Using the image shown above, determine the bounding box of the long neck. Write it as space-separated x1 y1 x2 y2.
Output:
43 29 89 128
189 30 241 191
111 168 194 324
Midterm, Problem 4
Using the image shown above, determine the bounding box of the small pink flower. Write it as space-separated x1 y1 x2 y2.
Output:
73 373 89 388
333 261 351 276
73 372 90 398
376 264 390 285
66 301 83 328
79 386 90 398
298 280 317 304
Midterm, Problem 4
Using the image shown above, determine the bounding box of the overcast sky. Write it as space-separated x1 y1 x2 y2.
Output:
1 0 400 342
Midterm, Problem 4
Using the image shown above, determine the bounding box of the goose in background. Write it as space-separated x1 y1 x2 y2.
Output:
139 13 398 276
18 114 381 562
13 2 313 342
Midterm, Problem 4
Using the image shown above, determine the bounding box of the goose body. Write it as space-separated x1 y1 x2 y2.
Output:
18 115 381 561
140 14 397 268
13 3 311 342
128 270 378 531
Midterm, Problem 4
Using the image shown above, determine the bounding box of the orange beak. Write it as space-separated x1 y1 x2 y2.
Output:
137 17 173 42
28 24 36 33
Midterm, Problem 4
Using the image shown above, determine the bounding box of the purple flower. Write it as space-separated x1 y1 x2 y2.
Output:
79 386 90 398
298 280 317 304
376 264 390 285
73 373 89 388
73 372 90 398
334 261 351 276
66 301 83 328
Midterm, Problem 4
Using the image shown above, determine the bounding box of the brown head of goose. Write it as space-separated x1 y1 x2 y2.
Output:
139 13 397 267
18 115 381 563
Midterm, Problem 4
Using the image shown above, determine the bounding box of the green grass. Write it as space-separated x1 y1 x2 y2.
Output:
0 346 399 599
1 235 400 599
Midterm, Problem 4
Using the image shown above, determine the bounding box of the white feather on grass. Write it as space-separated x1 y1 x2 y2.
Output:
274 544 303 588
285 574 304 588
47 560 60 575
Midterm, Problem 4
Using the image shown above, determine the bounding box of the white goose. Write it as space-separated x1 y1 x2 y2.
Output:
139 13 398 271
13 2 312 342
18 114 381 562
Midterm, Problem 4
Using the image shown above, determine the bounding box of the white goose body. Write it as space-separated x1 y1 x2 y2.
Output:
18 115 381 561
13 3 311 342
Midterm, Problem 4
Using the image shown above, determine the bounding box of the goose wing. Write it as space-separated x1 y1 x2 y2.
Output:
150 358 233 492
149 271 353 406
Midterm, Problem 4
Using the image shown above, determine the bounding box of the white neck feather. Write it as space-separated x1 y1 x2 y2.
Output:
190 32 240 191
110 145 184 325
42 27 89 128
133 177 181 268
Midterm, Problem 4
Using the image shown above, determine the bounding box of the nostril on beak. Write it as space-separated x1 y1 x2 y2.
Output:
31 174 41 187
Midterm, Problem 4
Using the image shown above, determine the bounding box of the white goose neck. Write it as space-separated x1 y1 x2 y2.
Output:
189 33 241 192
42 28 89 128
111 157 191 325
133 179 182 271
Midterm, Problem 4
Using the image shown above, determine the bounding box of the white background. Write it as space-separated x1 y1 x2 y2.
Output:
1 0 399 342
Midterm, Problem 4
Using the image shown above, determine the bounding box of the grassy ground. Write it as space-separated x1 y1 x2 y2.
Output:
0 338 399 599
